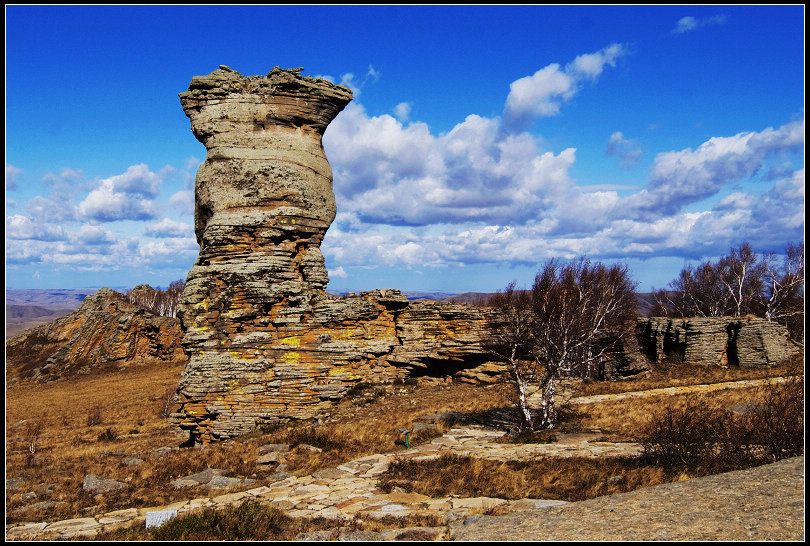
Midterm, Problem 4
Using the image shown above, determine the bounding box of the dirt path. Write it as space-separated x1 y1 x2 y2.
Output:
568 375 793 405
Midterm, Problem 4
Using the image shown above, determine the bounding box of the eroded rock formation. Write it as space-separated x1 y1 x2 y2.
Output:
172 66 801 444
173 67 497 443
5 288 185 382
637 316 800 367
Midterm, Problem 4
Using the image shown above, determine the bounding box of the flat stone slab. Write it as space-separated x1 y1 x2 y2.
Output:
451 497 508 510
42 517 102 537
207 475 256 489
145 510 177 529
97 508 139 525
508 498 569 510
171 468 225 488
258 443 291 453
82 474 130 493
5 522 48 540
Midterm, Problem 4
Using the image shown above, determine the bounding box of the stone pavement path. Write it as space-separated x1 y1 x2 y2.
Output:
5 376 801 541
5 426 639 540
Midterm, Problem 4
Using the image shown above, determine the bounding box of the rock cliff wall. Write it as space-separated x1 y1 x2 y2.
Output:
637 316 800 368
173 67 497 443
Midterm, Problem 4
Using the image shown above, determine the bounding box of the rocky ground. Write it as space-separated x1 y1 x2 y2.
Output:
6 378 803 541
450 455 804 541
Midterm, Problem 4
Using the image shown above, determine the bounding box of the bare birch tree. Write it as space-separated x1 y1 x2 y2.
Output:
126 280 185 318
651 241 803 336
488 258 638 431
716 242 765 317
763 242 804 341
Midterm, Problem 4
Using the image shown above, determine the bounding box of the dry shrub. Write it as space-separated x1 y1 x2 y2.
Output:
638 395 723 470
96 427 119 442
86 406 103 426
157 388 176 419
734 375 804 462
148 500 290 541
639 376 804 473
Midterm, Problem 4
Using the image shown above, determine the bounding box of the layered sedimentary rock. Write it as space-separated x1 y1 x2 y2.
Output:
5 288 185 382
637 316 800 368
173 67 496 443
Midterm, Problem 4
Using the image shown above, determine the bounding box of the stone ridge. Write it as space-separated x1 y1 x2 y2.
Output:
173 286 498 443
5 288 185 382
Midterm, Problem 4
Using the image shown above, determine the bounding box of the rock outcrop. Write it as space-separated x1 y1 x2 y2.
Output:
637 316 800 367
173 67 498 443
173 66 800 444
5 288 185 381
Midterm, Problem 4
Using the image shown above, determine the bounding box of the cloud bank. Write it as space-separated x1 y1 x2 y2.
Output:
6 44 804 291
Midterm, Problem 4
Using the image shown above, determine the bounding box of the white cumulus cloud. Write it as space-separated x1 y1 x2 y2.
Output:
502 43 626 131
6 214 68 241
144 218 193 238
77 164 163 221
673 14 727 35
622 118 804 218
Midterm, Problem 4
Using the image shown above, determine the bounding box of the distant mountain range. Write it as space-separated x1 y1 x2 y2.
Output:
5 289 98 338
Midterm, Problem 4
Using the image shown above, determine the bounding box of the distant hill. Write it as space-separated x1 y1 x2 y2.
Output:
635 293 658 317
6 304 62 320
5 289 98 338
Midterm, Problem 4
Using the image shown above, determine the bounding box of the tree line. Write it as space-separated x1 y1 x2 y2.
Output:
487 241 804 432
124 280 185 318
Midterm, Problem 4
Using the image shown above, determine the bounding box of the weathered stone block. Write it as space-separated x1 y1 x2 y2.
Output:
637 316 799 367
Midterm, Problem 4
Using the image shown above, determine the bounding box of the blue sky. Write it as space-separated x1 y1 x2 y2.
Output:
5 5 805 293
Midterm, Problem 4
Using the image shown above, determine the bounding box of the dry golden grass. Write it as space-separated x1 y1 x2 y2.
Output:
249 380 512 475
379 453 669 502
5 352 804 528
97 498 447 541
5 363 511 525
562 375 803 442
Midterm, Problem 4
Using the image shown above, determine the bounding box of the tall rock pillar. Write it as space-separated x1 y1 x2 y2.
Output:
174 67 352 442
